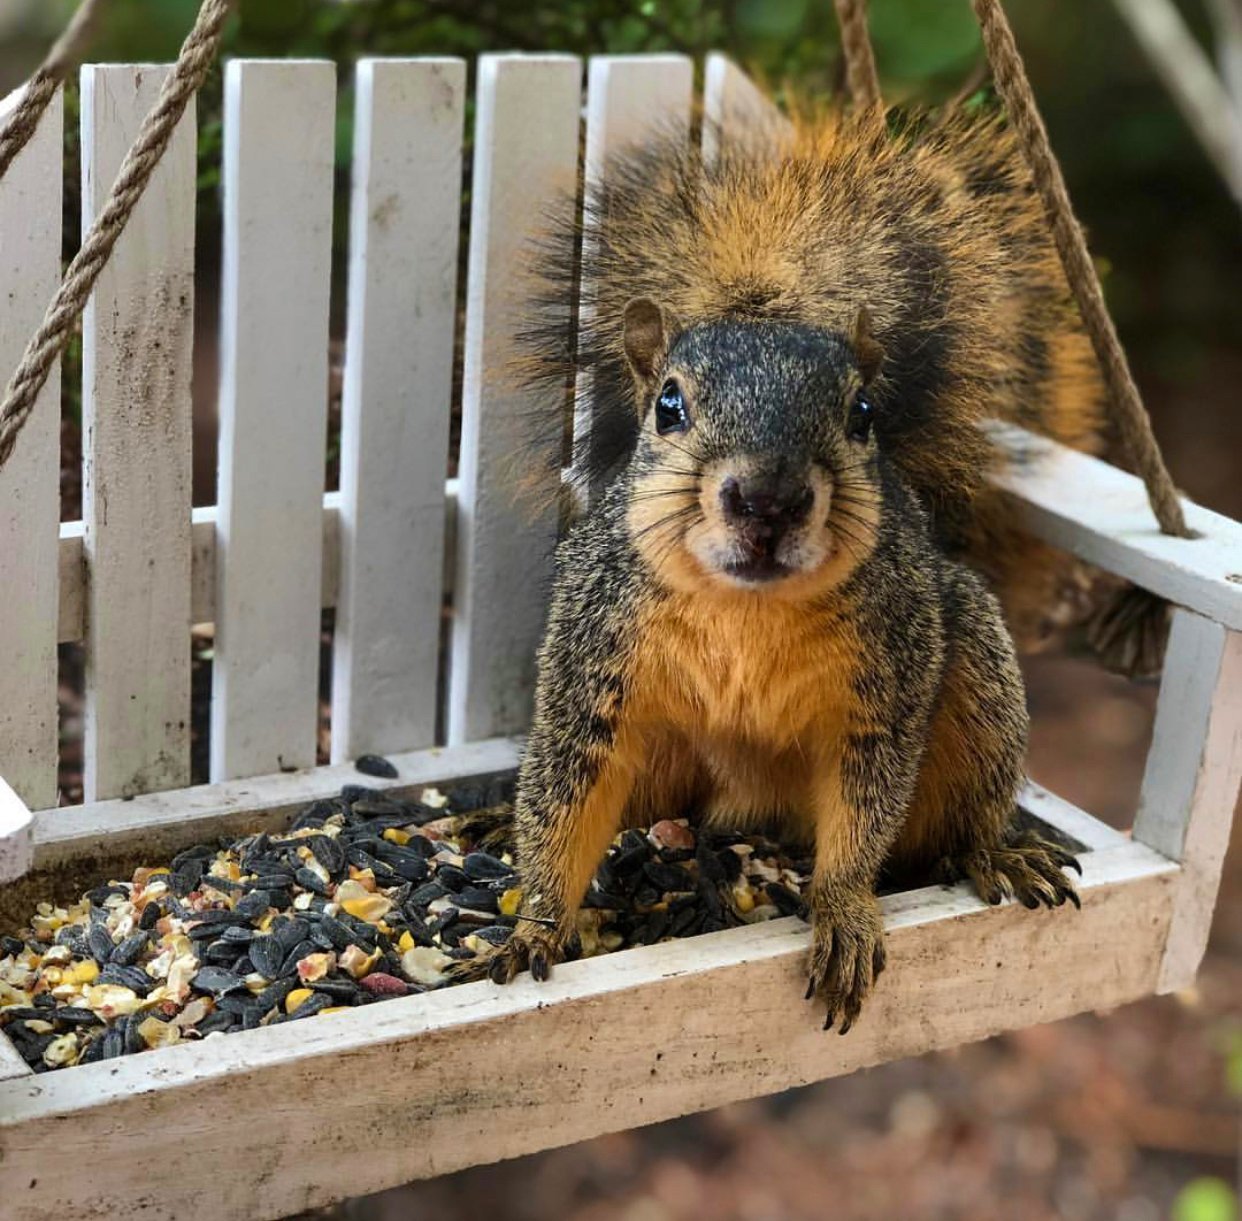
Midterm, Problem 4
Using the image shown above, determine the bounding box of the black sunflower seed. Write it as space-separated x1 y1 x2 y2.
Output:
86 883 129 906
78 1036 106 1065
456 886 499 913
111 932 149 966
1 934 25 956
462 851 513 881
280 940 318 977
354 754 398 779
294 867 332 897
471 925 512 946
87 924 116 963
248 935 285 979
196 1011 236 1036
317 915 355 952
191 966 247 997
286 992 336 1021
101 1027 126 1059
203 940 246 966
436 865 468 893
216 994 262 1017
252 873 296 892
310 976 359 1001
233 890 271 921
407 881 447 908
764 882 806 918
171 843 216 872
254 976 297 1012
172 860 206 897
308 835 346 877
139 901 163 930
53 1007 102 1027
121 1014 146 1055
272 918 311 951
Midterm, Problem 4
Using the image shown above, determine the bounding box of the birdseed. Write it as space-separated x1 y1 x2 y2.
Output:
0 781 812 1073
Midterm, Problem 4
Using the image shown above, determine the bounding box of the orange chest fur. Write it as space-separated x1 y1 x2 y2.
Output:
628 593 862 749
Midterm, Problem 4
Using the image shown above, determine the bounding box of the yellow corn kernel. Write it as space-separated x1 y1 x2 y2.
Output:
499 888 523 917
285 988 313 1014
69 960 100 985
341 895 393 924
382 828 411 846
397 930 415 953
319 1006 351 1016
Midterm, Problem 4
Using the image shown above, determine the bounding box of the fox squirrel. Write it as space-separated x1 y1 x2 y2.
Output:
473 108 1105 1027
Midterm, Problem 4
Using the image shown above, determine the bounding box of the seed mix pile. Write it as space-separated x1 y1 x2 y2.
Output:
1 771 812 1073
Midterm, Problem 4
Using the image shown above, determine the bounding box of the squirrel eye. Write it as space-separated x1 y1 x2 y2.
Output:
655 379 690 435
847 394 874 443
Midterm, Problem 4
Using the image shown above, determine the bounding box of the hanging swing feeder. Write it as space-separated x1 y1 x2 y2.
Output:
0 2 1239 1217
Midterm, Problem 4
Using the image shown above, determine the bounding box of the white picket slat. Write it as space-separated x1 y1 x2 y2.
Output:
447 54 583 745
702 52 792 164
79 65 196 801
0 85 61 811
572 55 692 496
330 58 465 762
211 61 336 781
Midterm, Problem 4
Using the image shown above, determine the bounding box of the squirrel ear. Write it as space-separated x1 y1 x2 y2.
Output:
851 307 885 385
622 297 677 384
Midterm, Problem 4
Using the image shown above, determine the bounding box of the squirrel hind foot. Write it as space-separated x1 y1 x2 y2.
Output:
939 833 1081 911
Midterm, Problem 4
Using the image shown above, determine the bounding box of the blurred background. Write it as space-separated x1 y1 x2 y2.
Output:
1 0 1239 1217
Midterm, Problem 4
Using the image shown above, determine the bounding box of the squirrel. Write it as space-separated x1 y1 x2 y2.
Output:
479 304 1078 1031
464 107 1114 1025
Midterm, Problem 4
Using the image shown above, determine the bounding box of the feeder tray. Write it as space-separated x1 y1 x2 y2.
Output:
0 50 1239 1221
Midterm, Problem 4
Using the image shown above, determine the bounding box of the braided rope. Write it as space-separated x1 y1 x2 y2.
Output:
0 0 233 471
833 0 882 110
971 0 1191 536
0 0 109 182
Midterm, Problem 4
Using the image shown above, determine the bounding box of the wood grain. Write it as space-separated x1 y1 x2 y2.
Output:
80 65 196 801
0 85 61 811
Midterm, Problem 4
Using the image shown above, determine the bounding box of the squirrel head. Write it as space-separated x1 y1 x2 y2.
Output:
621 300 886 602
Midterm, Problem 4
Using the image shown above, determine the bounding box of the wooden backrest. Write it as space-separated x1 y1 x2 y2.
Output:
0 53 783 812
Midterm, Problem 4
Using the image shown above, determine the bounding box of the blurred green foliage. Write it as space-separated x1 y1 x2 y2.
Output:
2 0 1238 380
1173 1177 1239 1221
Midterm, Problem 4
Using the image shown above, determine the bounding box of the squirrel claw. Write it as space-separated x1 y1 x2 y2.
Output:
952 832 1081 913
805 892 884 1036
476 922 568 987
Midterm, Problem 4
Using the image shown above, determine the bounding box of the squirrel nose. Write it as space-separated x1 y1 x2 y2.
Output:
720 474 813 532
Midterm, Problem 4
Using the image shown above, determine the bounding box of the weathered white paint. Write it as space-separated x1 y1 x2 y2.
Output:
211 61 336 781
572 55 692 497
448 54 583 745
80 65 196 801
331 58 465 763
702 51 792 164
0 85 61 811
29 736 521 867
0 776 34 889
0 1026 30 1081
1134 609 1242 991
59 483 462 644
990 423 1242 631
0 839 1174 1221
1019 780 1129 852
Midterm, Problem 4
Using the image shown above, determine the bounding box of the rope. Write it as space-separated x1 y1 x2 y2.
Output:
971 0 1192 537
833 0 882 111
0 0 109 182
0 0 232 471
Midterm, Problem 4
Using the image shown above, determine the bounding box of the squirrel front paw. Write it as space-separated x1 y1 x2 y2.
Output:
477 919 571 985
805 889 886 1034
